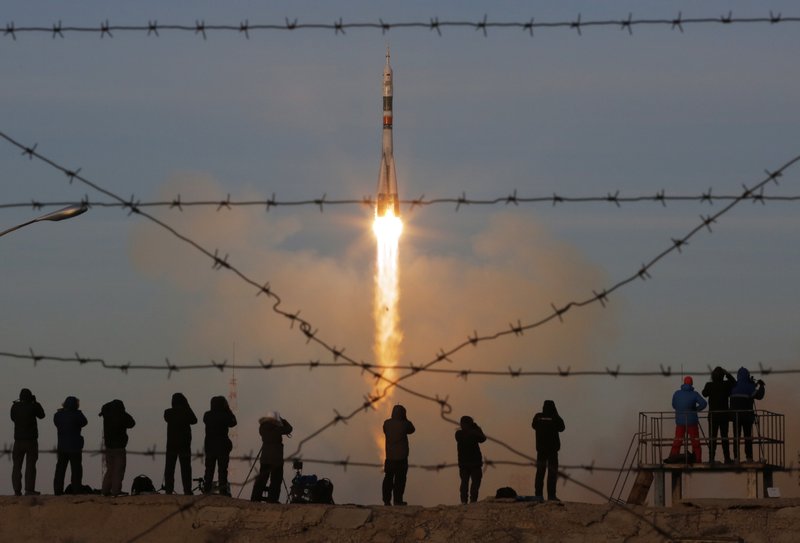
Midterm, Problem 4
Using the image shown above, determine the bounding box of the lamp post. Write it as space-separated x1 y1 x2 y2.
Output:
0 204 88 238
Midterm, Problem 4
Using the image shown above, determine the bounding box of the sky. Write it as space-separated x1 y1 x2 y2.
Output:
1 1 799 506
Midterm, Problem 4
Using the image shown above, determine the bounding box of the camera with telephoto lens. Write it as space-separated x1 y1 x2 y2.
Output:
292 459 303 471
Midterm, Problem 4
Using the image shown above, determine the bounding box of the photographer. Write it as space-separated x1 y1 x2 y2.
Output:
203 396 237 496
730 367 766 462
250 411 293 503
10 388 45 496
455 415 486 504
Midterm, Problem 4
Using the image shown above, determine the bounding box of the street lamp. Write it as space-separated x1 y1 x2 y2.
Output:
0 204 88 238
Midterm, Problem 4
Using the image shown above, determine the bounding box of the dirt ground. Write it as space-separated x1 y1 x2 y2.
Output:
1 495 799 543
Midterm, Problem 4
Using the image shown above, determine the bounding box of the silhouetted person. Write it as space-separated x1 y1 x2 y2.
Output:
10 388 45 496
100 399 136 496
455 415 486 504
250 411 293 503
53 396 88 495
730 367 766 462
532 400 565 501
702 367 736 464
164 392 197 495
382 404 415 506
203 396 237 496
667 376 707 463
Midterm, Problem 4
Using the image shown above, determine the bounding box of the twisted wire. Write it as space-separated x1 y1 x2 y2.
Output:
0 350 793 379
2 12 798 40
1 189 797 214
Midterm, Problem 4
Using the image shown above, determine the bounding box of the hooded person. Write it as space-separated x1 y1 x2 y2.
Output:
454 415 487 504
667 376 708 463
53 396 88 495
729 367 766 462
99 399 136 496
531 400 565 501
250 411 293 503
701 366 736 463
163 393 198 495
203 396 237 496
10 388 45 496
382 404 415 506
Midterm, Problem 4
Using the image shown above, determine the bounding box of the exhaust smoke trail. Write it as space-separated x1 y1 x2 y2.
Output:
372 211 403 448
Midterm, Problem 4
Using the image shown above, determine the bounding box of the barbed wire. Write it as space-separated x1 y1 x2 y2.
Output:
2 350 796 379
2 189 798 214
7 445 793 475
3 128 797 465
2 12 799 40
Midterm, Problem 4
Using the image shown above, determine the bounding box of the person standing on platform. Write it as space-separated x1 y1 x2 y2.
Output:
666 376 707 463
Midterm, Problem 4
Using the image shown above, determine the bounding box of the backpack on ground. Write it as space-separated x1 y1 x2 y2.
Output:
289 474 334 504
131 474 157 495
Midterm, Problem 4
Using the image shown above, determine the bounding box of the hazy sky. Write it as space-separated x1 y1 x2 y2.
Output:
2 1 799 506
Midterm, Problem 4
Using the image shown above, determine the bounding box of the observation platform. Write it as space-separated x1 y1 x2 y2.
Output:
613 410 786 507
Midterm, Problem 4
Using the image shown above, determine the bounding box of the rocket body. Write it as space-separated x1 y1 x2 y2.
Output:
376 49 400 217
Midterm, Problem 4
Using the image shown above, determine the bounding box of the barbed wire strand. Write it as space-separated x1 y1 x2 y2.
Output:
2 12 799 40
2 189 798 214
1 350 795 379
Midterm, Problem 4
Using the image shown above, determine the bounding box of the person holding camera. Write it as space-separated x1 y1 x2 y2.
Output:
203 396 237 496
382 404 415 506
730 367 766 462
250 411 293 503
455 415 486 504
10 388 45 496
53 396 88 495
702 367 736 464
99 399 136 496
163 392 198 495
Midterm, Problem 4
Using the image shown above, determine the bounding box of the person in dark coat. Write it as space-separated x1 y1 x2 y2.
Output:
203 396 237 496
702 367 736 464
382 404 415 506
10 388 45 496
163 392 197 495
531 400 565 501
250 411 293 503
53 396 88 495
455 415 486 504
667 376 707 463
729 367 766 462
99 399 136 496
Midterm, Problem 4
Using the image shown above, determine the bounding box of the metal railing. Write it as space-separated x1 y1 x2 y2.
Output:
637 410 785 468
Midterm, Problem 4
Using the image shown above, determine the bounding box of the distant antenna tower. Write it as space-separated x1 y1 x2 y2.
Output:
228 342 239 480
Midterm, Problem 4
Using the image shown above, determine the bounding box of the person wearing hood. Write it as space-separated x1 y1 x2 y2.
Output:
729 367 765 462
99 399 136 496
382 404 415 506
250 411 293 503
455 415 486 504
163 393 197 495
53 396 88 495
667 376 707 463
531 400 565 501
203 396 237 496
702 366 736 464
10 388 45 496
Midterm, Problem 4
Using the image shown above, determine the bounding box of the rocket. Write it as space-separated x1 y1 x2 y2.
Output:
376 48 400 218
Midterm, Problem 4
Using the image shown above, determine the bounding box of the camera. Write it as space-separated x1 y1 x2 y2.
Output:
292 459 303 471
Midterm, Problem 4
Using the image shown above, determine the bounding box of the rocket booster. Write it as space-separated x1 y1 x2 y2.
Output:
376 48 400 218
